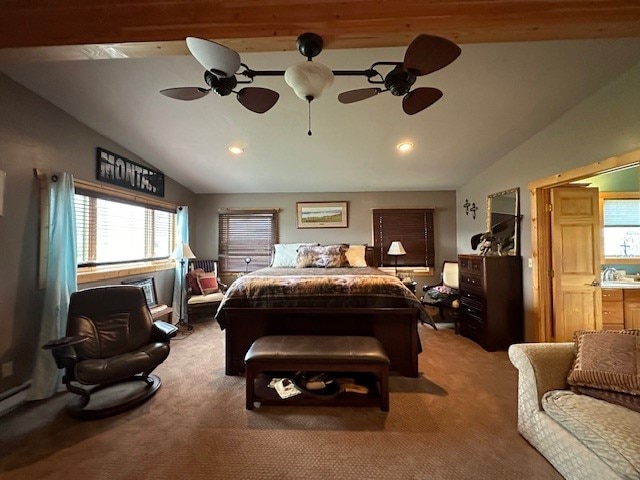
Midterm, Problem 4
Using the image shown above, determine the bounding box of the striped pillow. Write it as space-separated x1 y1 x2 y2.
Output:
567 329 640 395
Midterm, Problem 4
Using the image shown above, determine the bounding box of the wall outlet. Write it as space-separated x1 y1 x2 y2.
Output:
1 361 13 378
528 258 533 268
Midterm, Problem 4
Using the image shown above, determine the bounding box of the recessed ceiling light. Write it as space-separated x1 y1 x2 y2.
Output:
396 142 414 152
228 146 244 155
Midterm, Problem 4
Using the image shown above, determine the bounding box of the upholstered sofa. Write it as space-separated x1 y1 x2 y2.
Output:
508 342 640 480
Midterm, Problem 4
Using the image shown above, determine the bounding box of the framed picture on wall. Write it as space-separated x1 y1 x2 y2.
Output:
296 201 348 228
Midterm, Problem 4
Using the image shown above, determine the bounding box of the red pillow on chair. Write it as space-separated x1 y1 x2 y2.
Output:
196 273 219 295
186 268 204 295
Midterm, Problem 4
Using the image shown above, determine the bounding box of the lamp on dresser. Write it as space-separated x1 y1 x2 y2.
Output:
171 243 196 330
387 241 406 276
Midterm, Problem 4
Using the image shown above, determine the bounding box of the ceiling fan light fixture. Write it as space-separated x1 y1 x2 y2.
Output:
284 62 334 101
397 142 414 152
186 37 240 77
228 146 244 155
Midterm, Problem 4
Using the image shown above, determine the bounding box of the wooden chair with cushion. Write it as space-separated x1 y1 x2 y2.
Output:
186 259 228 320
422 260 460 333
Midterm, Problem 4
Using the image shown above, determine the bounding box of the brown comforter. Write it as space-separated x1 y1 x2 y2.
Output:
215 266 435 328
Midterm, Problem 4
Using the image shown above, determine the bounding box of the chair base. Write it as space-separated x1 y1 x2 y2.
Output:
66 374 162 420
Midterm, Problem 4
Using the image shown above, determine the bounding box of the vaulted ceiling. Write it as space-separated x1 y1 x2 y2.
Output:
1 1 639 193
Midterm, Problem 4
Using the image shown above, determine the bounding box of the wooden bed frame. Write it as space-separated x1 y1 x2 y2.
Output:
218 307 421 377
215 247 425 378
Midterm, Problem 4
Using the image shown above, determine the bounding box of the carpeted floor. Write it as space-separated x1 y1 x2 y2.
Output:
0 320 561 480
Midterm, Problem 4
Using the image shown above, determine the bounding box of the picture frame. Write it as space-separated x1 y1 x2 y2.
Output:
122 277 158 307
296 201 348 229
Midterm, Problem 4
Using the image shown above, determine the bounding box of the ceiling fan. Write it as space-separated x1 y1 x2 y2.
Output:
160 32 461 128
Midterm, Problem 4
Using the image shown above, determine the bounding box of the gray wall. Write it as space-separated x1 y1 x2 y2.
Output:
0 74 197 398
194 190 457 290
457 61 640 341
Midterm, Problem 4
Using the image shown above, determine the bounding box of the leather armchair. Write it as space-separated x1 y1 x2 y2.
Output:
44 285 178 420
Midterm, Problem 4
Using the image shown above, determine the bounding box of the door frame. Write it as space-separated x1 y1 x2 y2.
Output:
528 148 640 342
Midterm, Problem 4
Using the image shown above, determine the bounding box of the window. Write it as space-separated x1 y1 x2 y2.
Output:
74 190 176 266
218 209 279 272
601 193 640 260
372 208 435 267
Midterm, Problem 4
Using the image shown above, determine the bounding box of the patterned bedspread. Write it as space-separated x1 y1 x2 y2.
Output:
215 266 435 328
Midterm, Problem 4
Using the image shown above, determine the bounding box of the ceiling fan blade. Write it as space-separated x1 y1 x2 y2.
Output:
338 88 382 104
402 87 443 115
186 37 241 78
237 87 280 114
403 34 461 76
160 87 210 101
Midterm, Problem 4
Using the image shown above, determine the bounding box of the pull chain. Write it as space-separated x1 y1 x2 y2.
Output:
306 96 313 136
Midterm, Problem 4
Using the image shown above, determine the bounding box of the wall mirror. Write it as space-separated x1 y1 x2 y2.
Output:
486 187 520 256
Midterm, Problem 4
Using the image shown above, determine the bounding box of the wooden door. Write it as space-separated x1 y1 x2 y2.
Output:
551 187 602 341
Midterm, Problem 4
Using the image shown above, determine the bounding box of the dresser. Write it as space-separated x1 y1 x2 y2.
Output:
458 254 523 351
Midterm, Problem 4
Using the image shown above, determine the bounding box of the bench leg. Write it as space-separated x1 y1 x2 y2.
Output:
245 365 256 410
379 366 389 412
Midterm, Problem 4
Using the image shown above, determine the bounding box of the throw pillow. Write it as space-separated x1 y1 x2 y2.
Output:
346 244 368 267
567 329 640 395
296 244 349 268
186 268 204 295
197 273 219 295
271 243 317 267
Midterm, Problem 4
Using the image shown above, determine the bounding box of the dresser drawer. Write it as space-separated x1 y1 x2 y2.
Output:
460 313 486 342
602 301 623 322
461 274 483 290
601 289 623 301
460 289 483 305
459 256 483 274
461 301 485 322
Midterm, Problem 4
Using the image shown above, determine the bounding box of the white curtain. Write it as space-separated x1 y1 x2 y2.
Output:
171 206 189 324
28 173 77 401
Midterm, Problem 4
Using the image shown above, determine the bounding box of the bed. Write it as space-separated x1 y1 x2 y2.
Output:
214 244 435 377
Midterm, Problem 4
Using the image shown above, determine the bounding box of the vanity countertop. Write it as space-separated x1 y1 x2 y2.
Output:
601 280 640 289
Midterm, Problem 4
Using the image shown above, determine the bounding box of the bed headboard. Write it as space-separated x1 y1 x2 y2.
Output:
365 246 378 267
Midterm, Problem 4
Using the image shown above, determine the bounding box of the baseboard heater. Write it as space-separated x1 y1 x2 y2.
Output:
0 381 32 416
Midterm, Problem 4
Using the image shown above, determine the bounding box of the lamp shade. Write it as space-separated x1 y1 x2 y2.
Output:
284 61 334 101
170 243 196 260
387 241 407 256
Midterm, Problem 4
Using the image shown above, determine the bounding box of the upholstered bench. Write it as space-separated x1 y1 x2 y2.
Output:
244 335 389 411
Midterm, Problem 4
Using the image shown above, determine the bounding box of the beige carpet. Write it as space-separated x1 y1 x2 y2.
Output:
0 320 561 480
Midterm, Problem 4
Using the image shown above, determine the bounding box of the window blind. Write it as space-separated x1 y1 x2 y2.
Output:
603 199 640 227
218 209 279 272
372 208 435 267
74 192 176 266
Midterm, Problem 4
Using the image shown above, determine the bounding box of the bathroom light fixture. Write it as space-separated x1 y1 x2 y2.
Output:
228 146 244 155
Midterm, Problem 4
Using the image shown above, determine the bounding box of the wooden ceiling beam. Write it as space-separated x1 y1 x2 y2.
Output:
0 1 638 62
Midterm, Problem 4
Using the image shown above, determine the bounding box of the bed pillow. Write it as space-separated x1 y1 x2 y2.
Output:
271 243 317 267
346 244 367 267
197 272 219 295
296 244 349 268
567 329 640 395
